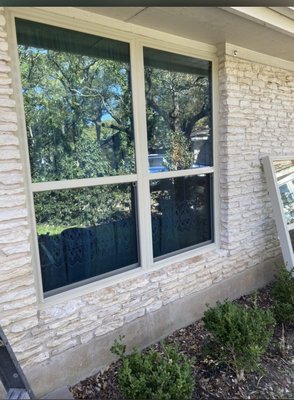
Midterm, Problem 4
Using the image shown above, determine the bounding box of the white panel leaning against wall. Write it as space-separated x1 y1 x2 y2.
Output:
262 155 294 271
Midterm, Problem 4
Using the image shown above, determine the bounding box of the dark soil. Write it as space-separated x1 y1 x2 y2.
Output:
70 285 294 399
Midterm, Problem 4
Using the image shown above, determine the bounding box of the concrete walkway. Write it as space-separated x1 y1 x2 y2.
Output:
43 386 73 400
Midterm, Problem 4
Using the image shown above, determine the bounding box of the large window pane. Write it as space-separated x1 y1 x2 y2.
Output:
290 229 294 253
150 174 212 258
144 47 212 173
273 160 294 225
34 184 138 293
16 19 135 182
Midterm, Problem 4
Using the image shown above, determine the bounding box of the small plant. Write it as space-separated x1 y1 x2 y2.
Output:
202 300 275 380
271 265 294 324
111 337 195 400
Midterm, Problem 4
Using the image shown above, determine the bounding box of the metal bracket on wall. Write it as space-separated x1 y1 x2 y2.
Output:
0 327 35 400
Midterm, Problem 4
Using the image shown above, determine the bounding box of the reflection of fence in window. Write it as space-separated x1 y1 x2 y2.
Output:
152 200 211 258
16 18 215 297
38 217 138 293
35 183 138 294
151 175 212 258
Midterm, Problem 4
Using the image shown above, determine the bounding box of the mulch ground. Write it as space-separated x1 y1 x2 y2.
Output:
70 285 294 399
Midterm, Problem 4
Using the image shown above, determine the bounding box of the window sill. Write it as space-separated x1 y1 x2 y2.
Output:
38 242 218 310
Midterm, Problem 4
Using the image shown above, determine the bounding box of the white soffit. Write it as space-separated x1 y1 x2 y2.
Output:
79 7 146 22
270 6 294 20
79 7 294 63
226 7 294 36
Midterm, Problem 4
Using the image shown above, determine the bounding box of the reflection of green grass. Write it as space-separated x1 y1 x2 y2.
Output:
37 224 72 235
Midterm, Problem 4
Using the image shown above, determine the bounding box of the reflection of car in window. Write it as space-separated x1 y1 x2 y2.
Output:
148 154 168 173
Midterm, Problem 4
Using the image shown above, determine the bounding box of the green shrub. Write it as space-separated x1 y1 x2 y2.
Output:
110 338 195 400
271 265 294 324
202 300 275 380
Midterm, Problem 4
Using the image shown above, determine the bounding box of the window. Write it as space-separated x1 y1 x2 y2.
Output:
262 156 294 269
144 47 213 259
15 17 215 297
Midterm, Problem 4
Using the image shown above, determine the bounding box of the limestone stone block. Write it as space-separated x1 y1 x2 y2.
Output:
0 133 19 145
0 149 20 160
39 299 85 322
0 208 27 222
10 317 38 333
146 300 162 313
2 241 30 256
51 339 78 356
0 98 14 107
0 287 35 304
124 308 145 324
0 15 5 26
0 229 29 244
0 194 25 208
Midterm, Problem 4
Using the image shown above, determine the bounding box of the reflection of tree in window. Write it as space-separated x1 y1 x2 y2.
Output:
17 19 135 183
144 48 212 171
279 183 294 225
16 19 138 294
16 18 214 294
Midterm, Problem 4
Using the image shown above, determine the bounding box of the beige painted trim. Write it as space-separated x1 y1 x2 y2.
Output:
130 39 153 268
223 43 294 73
148 167 214 181
7 6 216 57
6 7 218 308
38 6 217 56
211 57 220 248
32 175 138 193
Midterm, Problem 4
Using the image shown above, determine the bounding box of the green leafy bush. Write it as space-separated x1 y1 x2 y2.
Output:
202 300 275 380
111 338 195 400
271 265 294 324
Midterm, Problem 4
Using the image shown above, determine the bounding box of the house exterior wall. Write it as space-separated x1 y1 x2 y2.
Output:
0 7 293 396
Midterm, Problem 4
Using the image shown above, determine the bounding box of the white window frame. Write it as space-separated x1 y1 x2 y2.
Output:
6 7 219 307
261 155 294 270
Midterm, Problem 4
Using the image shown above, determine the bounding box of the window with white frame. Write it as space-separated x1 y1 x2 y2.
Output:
15 17 214 297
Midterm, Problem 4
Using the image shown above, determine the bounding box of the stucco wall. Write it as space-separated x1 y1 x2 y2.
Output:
0 7 293 395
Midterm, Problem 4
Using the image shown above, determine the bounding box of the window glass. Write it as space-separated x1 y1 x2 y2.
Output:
279 183 294 225
290 229 294 253
273 160 294 225
150 174 212 258
16 19 135 182
144 47 212 173
16 18 215 296
34 184 138 293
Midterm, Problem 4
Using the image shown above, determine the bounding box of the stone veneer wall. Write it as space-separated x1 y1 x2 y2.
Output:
218 52 294 261
1 7 293 394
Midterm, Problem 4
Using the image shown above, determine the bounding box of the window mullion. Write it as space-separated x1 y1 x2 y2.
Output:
147 167 214 181
31 174 138 193
130 39 153 269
